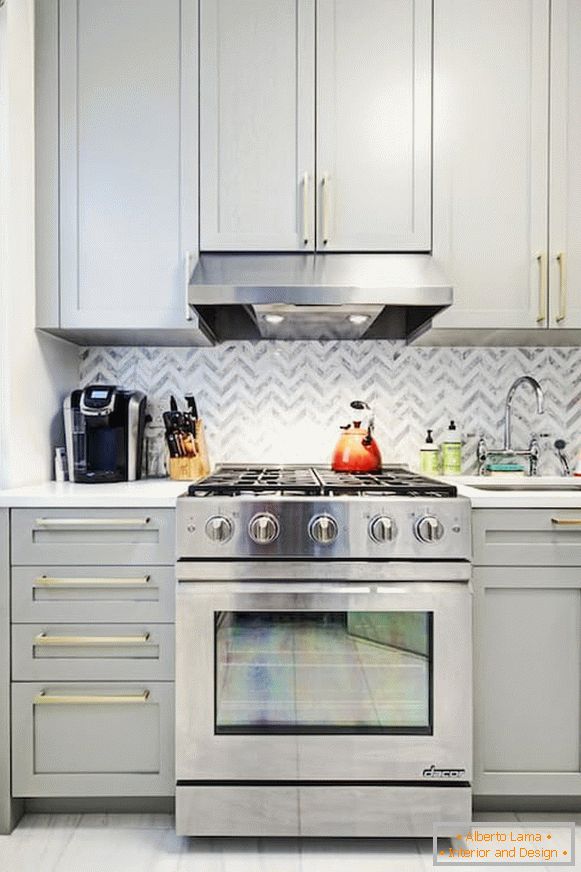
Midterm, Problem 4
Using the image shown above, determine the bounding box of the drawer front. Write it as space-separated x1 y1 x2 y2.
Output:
11 509 175 565
12 624 174 681
12 681 174 796
473 508 581 566
12 566 175 623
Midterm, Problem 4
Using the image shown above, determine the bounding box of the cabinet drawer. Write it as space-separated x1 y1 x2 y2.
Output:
11 509 175 565
12 565 175 623
473 508 581 566
12 624 174 681
12 681 174 796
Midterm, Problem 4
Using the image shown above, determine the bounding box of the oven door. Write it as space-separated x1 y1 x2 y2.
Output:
176 561 472 783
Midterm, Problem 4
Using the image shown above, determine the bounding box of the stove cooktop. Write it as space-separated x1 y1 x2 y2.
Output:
187 464 457 498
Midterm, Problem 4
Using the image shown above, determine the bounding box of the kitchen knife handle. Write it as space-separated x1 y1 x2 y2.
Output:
302 172 309 245
321 173 330 245
536 251 547 324
184 250 194 322
556 251 567 323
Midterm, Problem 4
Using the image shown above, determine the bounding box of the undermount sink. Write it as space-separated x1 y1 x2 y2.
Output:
470 482 581 492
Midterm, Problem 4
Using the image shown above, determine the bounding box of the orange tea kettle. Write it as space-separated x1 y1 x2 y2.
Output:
331 401 382 473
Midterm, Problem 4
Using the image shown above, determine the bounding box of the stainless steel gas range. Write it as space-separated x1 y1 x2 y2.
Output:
175 465 472 837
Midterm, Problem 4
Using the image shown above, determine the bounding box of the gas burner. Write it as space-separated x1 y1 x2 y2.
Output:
188 464 457 499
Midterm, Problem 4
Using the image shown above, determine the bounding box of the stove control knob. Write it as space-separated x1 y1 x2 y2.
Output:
309 515 339 545
249 513 280 545
415 515 445 543
369 516 395 543
205 516 234 544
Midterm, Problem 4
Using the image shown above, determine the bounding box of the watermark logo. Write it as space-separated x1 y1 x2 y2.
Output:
433 822 575 866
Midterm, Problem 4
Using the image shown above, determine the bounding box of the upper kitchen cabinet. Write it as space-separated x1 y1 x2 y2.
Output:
36 0 211 346
316 0 432 252
549 0 581 329
199 0 315 251
199 0 432 253
430 0 550 332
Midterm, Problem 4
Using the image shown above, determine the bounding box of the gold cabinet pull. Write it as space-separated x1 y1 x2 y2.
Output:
35 517 151 530
321 172 330 245
33 576 150 588
551 518 581 526
34 691 150 705
536 251 547 323
302 171 310 245
34 632 151 647
556 251 567 323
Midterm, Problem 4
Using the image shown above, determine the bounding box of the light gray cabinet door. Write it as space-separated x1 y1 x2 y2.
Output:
474 566 581 795
549 0 581 328
199 0 315 251
12 682 174 797
12 565 175 624
11 509 175 566
473 508 581 566
316 0 432 252
12 624 174 681
59 0 198 330
432 0 550 329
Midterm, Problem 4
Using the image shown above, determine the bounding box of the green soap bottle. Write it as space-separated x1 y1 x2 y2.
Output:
441 420 462 475
420 429 441 476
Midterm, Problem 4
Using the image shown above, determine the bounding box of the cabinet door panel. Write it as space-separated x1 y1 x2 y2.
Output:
59 0 197 328
316 0 431 252
200 0 315 251
474 567 581 796
549 0 581 328
433 0 549 329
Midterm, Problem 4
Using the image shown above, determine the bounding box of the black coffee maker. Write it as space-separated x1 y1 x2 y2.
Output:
64 386 147 483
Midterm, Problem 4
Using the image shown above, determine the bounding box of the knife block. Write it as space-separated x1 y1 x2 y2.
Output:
168 419 211 481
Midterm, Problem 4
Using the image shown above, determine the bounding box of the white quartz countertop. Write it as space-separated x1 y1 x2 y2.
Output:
1 476 581 509
448 475 581 508
0 480 187 508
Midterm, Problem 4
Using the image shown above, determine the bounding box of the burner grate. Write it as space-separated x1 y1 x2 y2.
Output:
188 465 457 498
188 465 322 496
314 466 457 497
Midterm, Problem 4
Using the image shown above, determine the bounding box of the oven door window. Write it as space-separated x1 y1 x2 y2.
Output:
214 611 433 735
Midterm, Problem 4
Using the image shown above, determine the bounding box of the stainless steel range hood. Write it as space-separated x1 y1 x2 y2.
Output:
189 253 452 341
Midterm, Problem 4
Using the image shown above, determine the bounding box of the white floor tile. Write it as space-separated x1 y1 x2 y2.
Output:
300 838 425 872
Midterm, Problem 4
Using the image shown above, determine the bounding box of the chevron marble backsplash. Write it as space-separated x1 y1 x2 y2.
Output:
79 342 581 475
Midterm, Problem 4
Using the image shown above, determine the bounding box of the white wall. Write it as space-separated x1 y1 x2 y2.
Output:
0 0 77 488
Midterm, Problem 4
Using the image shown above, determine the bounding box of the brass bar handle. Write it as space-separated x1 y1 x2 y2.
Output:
34 517 151 530
184 250 193 322
34 691 150 705
551 517 581 526
556 251 567 323
321 173 330 245
302 172 309 245
34 632 151 647
536 251 547 323
33 576 151 588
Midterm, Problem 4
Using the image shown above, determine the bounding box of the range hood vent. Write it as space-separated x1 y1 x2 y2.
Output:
189 253 452 341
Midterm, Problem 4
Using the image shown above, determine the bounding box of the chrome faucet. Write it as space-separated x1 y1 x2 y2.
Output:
503 376 544 450
477 375 545 475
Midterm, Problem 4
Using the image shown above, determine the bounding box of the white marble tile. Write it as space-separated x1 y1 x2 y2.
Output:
79 813 175 830
177 837 303 872
300 838 425 872
52 826 183 872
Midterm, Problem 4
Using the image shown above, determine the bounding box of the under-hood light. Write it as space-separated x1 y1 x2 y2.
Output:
348 314 370 325
264 313 285 325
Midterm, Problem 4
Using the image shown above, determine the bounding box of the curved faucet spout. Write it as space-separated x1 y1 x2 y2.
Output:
503 376 544 451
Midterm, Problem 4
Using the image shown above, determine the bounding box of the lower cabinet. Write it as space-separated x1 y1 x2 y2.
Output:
473 565 581 795
12 682 174 797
